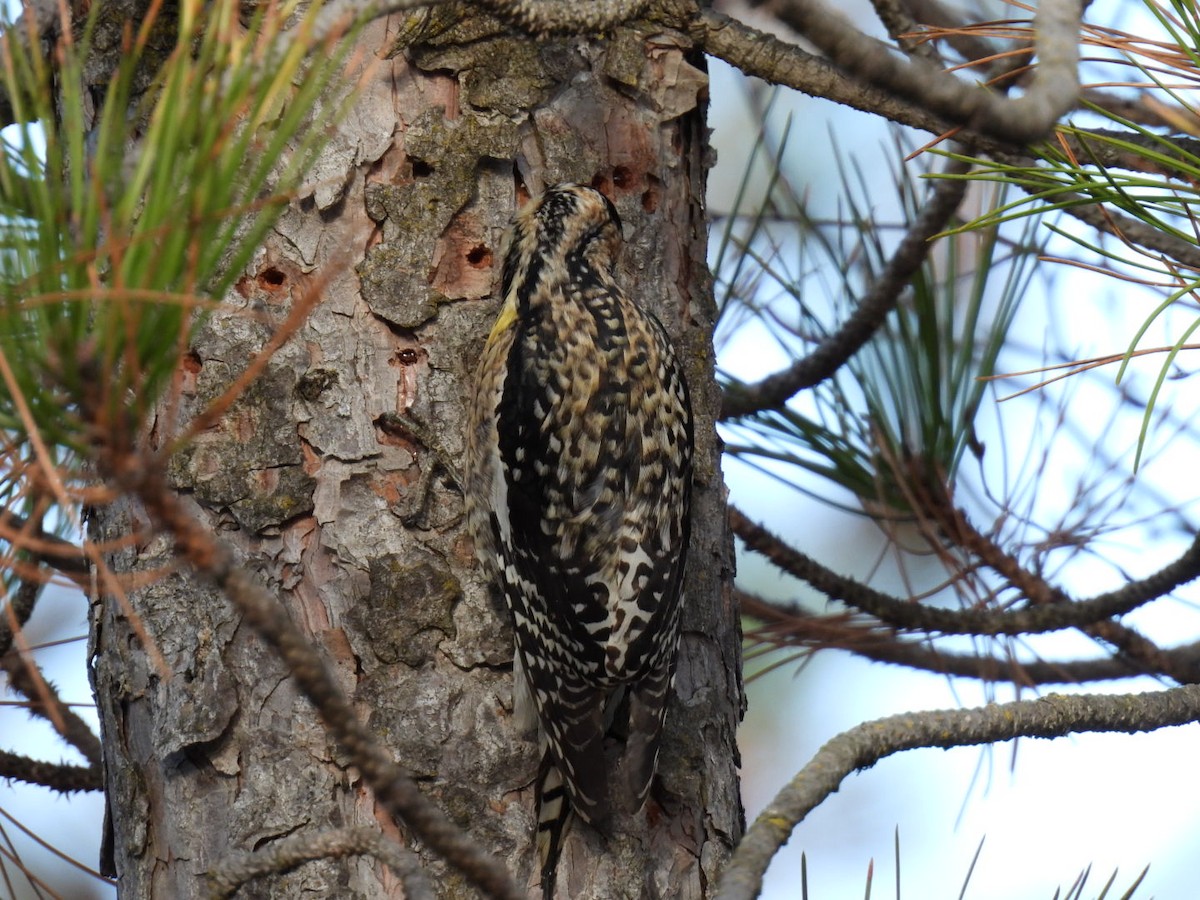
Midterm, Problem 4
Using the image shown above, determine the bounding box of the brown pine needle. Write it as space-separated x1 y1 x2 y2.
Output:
981 343 1200 399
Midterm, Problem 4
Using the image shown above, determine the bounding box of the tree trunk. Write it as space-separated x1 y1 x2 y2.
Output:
89 10 741 898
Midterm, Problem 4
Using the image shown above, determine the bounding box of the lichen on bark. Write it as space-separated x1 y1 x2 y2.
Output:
91 9 740 898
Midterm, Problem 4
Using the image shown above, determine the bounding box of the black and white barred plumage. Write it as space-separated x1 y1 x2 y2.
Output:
465 184 693 898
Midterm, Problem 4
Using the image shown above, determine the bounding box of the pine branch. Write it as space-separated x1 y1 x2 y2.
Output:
0 508 90 585
1 650 102 767
0 748 101 793
740 590 1200 685
716 683 1200 900
720 158 971 419
209 826 433 900
0 576 39 659
729 506 1200 640
766 0 1080 143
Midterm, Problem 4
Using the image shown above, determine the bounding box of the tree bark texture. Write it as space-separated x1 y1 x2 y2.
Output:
89 11 742 898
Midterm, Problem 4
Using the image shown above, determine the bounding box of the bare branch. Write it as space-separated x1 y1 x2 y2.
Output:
694 9 981 146
715 683 1200 900
0 576 39 659
1055 193 1200 272
209 826 434 900
0 748 101 792
473 0 650 32
729 506 1200 638
0 508 90 586
1086 617 1187 684
695 8 1200 277
720 158 972 419
740 590 1200 685
868 0 940 62
766 0 1080 143
901 0 1005 65
1 650 102 767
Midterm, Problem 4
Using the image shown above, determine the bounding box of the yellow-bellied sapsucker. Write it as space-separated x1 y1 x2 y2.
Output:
465 183 693 898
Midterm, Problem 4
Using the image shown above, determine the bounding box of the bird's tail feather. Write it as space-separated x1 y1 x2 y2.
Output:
536 750 571 900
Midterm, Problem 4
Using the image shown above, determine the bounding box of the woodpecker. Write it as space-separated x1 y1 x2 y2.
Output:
465 183 693 897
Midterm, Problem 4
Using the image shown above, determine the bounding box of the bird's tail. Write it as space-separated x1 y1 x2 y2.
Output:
535 750 571 900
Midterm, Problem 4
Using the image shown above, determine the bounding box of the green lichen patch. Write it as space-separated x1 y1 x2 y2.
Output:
348 555 461 667
169 365 316 533
360 111 519 329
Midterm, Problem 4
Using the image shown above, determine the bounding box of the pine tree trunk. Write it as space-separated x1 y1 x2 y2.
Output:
89 10 741 898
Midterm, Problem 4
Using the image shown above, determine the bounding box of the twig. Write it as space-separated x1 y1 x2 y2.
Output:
766 0 1080 144
923 493 1200 682
1 650 102 766
693 9 985 150
868 0 940 62
1062 128 1200 179
1055 193 1200 271
1086 617 1185 684
1081 88 1181 131
0 748 101 792
739 590 1200 685
473 0 650 32
0 573 102 796
729 506 1200 637
720 158 972 419
715 683 1200 900
901 0 1006 66
209 826 434 900
0 508 90 586
0 576 39 659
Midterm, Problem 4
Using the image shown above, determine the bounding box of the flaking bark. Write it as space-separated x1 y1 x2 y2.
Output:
89 8 740 899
